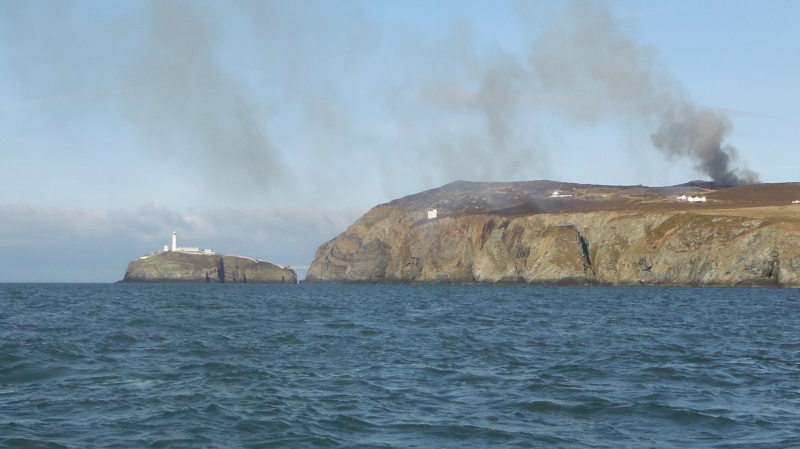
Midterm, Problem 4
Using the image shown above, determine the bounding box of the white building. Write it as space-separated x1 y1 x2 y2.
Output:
427 209 438 219
676 195 706 203
167 231 214 254
137 232 214 260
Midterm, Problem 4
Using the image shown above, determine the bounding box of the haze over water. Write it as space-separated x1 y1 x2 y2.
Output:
2 284 798 448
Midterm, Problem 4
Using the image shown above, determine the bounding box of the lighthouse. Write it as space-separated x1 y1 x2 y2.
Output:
160 231 211 254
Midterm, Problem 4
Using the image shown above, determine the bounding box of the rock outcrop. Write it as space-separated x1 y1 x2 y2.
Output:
306 181 800 287
121 251 297 283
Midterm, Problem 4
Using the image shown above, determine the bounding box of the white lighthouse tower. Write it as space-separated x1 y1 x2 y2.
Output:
172 231 178 251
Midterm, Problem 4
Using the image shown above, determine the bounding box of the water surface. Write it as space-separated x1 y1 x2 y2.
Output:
1 284 798 448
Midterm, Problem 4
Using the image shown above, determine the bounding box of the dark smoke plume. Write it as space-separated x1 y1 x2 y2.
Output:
524 1 758 186
650 103 758 186
403 1 759 187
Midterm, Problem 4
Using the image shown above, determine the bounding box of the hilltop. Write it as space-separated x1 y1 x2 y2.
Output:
305 181 800 286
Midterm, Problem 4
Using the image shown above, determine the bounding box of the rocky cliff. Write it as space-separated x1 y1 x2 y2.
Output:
306 181 800 287
122 251 297 283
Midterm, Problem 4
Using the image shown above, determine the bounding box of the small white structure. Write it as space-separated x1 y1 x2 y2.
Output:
167 231 214 254
427 209 438 219
140 232 216 260
676 195 706 203
793 200 800 204
550 190 573 198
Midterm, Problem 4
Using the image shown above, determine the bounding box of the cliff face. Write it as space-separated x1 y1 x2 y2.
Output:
122 252 297 284
305 181 800 287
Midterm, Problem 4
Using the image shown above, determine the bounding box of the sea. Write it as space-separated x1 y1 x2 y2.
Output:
0 284 798 448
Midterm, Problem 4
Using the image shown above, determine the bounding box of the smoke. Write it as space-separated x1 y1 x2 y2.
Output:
1 0 759 209
396 1 758 187
1 0 383 204
124 0 284 193
394 26 550 185
650 103 758 185
520 1 758 186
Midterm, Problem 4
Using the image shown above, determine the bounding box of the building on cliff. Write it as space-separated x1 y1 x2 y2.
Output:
167 231 213 254
142 231 215 259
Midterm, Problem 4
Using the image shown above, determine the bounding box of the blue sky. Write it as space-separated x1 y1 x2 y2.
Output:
1 0 798 282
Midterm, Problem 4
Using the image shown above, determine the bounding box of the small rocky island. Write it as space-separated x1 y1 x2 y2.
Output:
305 180 800 287
121 232 297 283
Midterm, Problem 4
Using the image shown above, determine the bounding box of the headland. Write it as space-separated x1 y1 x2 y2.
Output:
305 180 800 287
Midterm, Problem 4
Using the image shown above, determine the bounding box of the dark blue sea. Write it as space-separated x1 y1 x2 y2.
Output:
1 284 799 448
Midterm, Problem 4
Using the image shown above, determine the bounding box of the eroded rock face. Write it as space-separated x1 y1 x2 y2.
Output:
305 181 800 286
121 252 297 284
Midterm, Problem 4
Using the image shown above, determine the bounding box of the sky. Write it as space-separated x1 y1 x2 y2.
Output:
1 0 799 282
